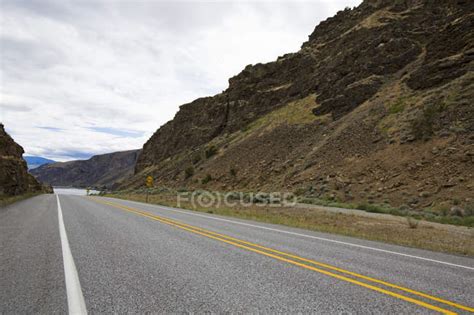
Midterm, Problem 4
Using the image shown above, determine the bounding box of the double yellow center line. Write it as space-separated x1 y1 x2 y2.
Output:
90 197 473 314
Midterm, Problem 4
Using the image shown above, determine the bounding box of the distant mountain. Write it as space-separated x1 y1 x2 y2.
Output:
30 150 141 189
0 124 52 197
24 156 56 170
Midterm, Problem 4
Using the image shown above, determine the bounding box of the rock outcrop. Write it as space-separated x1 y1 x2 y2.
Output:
0 124 51 197
126 0 473 211
31 150 141 189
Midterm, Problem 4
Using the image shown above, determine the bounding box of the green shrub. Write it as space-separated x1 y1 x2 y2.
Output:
293 187 308 196
465 202 474 217
356 203 385 213
184 166 194 179
389 98 406 114
407 217 419 229
205 146 218 158
411 102 445 140
192 154 202 164
201 174 212 184
434 215 474 227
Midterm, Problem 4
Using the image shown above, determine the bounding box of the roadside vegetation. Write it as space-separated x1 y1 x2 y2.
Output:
298 196 474 227
104 188 474 256
0 192 43 208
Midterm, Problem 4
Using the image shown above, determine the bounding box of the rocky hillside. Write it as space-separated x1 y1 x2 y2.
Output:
0 124 51 197
126 0 473 212
31 150 141 189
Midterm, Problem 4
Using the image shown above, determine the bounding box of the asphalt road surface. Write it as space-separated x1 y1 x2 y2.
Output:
1 193 473 314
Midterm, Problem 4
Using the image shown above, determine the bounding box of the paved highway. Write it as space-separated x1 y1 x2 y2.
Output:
1 193 473 314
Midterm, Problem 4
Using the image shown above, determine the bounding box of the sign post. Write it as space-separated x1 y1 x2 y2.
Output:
145 176 154 203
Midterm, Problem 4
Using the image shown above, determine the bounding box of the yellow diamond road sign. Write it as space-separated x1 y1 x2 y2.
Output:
146 176 154 188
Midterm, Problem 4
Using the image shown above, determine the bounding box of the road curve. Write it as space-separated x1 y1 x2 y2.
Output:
1 194 473 313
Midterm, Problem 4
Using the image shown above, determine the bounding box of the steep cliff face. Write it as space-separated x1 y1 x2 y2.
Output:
129 0 473 210
31 150 141 189
0 124 50 197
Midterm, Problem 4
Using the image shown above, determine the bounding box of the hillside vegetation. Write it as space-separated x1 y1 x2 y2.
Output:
121 0 473 221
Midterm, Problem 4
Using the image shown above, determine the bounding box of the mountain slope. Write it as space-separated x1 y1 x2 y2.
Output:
0 124 51 197
24 156 56 170
125 0 473 211
31 150 141 189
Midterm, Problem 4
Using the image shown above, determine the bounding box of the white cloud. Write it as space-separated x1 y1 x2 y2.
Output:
0 0 361 161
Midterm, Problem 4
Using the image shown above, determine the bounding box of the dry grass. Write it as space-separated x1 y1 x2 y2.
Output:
359 9 402 29
262 83 292 92
106 192 474 256
245 94 324 133
224 94 326 149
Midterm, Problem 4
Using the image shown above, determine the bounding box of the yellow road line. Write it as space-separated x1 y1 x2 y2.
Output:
93 199 474 313
90 198 470 314
123 204 472 313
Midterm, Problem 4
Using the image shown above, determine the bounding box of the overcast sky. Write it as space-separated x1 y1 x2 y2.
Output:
1 0 361 161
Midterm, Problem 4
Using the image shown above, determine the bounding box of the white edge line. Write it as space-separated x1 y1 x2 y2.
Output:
57 195 87 314
111 197 474 271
